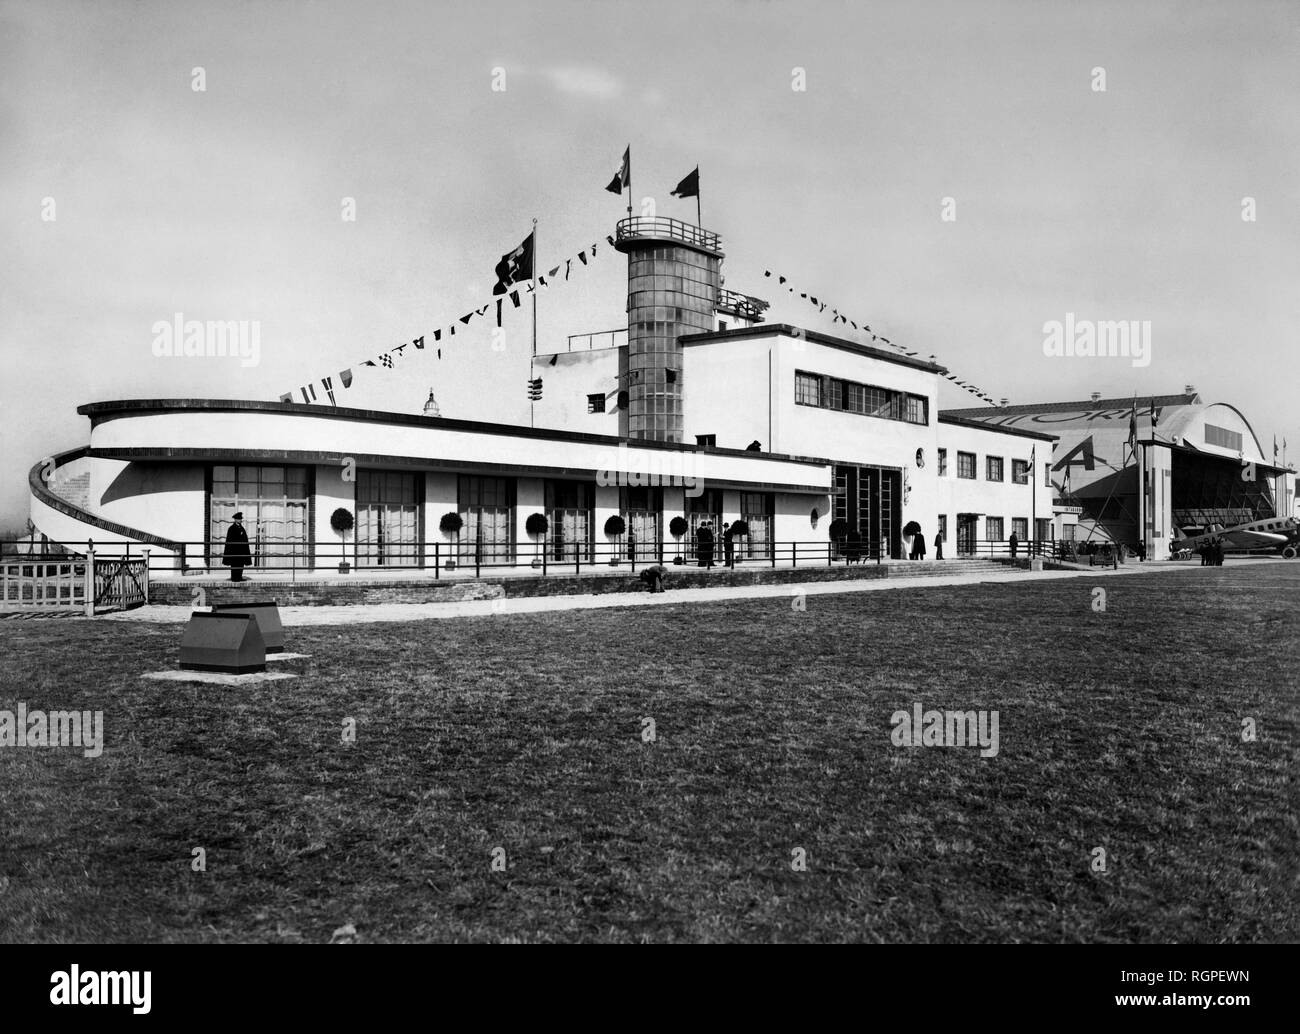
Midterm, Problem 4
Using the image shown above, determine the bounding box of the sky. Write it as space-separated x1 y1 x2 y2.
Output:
2 0 1297 532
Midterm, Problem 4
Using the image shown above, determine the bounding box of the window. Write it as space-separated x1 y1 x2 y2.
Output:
209 464 310 569
1044 462 1052 488
587 393 606 414
1012 518 1028 540
1035 518 1052 542
1205 423 1243 452
717 319 728 331
696 434 716 449
986 517 1004 540
1012 459 1029 484
795 372 823 406
957 452 976 479
937 514 947 541
987 456 1004 482
938 449 948 476
793 370 928 425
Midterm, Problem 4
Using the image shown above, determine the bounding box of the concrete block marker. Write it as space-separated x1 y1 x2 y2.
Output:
178 612 266 674
211 600 284 652
142 670 298 685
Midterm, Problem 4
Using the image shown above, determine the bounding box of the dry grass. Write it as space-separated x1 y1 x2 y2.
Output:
0 564 1296 942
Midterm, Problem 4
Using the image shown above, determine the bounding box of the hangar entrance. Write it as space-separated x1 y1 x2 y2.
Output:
1170 448 1275 530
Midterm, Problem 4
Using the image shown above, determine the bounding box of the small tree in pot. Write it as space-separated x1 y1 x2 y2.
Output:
525 512 548 566
669 515 688 564
439 511 463 570
828 516 848 559
604 514 626 566
330 507 355 572
727 518 750 564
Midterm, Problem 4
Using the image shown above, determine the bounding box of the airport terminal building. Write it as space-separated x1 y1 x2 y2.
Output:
25 216 1294 572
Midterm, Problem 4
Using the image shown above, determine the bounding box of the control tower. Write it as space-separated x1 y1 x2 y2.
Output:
613 216 725 442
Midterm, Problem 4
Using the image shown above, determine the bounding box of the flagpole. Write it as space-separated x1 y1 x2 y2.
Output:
1031 444 1037 558
696 166 702 227
626 150 632 217
531 217 538 428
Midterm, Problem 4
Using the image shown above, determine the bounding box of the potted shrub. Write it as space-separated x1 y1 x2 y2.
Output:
828 516 848 559
669 515 688 565
604 514 626 566
330 507 355 573
439 511 463 570
525 512 548 567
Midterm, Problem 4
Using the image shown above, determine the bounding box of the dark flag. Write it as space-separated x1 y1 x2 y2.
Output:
412 336 424 350
380 354 393 369
363 359 377 367
322 376 336 405
496 298 503 327
279 392 293 403
459 313 472 324
340 369 353 388
670 166 699 198
433 329 441 341
300 384 316 403
605 146 629 194
510 289 520 307
493 231 534 295
548 353 558 366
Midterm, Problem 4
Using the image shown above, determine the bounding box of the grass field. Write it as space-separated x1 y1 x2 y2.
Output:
1 564 1296 943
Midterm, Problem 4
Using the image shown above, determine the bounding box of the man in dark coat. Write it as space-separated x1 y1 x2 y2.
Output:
934 530 944 560
1009 531 1019 558
222 512 252 581
913 529 927 560
722 522 735 568
697 522 714 568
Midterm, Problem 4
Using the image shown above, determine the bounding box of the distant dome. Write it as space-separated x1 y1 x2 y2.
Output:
423 388 440 417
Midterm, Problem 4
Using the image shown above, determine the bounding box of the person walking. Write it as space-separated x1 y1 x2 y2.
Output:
222 512 252 582
934 530 944 560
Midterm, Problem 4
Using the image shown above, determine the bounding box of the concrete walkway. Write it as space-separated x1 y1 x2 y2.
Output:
104 561 1199 626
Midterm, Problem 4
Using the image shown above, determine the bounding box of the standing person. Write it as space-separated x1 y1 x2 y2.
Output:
697 521 714 568
222 512 252 582
722 522 735 569
913 528 927 560
1009 531 1019 558
934 529 944 560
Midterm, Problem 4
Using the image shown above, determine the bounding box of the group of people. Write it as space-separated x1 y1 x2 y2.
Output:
1200 538 1227 566
694 521 740 569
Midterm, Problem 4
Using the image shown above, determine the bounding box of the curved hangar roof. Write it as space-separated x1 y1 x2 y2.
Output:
943 393 1276 495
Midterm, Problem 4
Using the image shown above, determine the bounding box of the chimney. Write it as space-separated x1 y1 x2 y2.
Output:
1184 384 1196 395
1090 392 1102 403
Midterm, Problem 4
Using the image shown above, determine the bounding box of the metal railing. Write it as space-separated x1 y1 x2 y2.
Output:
717 288 770 322
563 329 628 353
615 216 721 252
1 537 1070 581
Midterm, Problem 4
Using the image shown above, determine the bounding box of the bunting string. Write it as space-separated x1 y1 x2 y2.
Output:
279 233 616 405
761 268 999 407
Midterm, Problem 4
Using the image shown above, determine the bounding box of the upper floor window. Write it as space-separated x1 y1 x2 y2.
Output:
696 434 716 449
1011 459 1029 484
957 452 976 479
587 393 606 414
987 456 1004 482
794 369 928 425
795 372 822 407
938 449 948 476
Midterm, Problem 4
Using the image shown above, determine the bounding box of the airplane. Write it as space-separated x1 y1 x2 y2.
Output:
1172 516 1300 559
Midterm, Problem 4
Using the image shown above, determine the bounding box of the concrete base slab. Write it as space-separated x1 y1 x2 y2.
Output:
264 652 311 662
141 670 299 685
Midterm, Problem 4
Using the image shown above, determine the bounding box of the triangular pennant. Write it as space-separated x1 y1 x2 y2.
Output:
340 369 352 388
433 328 441 341
548 353 558 366
548 266 560 277
578 251 587 265
510 290 520 307
459 313 472 324
412 336 424 350
363 360 377 367
606 234 615 245
565 259 571 280
279 392 293 403
496 298 503 327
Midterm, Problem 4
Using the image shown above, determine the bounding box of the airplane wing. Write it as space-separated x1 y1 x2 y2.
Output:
1225 530 1289 548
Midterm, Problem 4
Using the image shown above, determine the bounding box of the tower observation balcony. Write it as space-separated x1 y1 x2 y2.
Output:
614 216 723 257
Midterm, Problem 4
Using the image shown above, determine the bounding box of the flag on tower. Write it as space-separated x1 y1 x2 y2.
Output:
605 146 630 194
670 166 699 199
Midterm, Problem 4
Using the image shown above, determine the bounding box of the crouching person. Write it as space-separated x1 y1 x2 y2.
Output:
639 564 669 593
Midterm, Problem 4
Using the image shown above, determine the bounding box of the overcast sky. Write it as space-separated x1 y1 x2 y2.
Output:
2 0 1297 531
